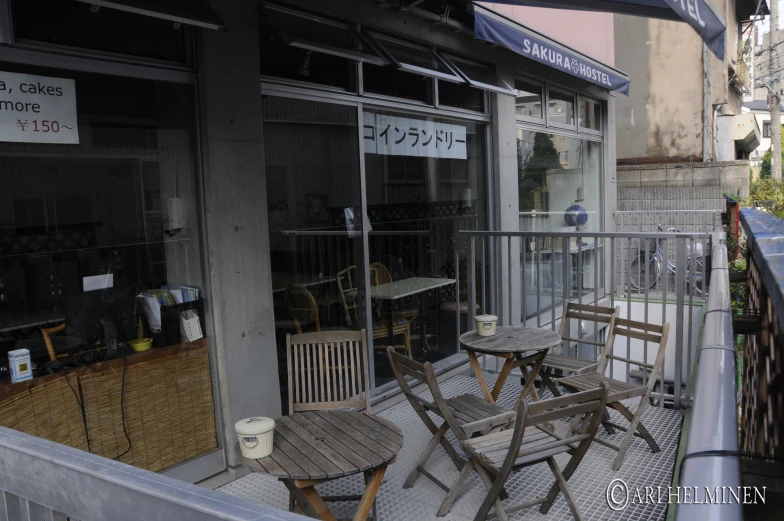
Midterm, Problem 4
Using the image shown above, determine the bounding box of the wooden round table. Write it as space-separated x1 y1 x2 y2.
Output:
240 410 403 521
460 326 561 403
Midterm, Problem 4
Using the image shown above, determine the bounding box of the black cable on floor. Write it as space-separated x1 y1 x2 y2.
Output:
113 352 132 460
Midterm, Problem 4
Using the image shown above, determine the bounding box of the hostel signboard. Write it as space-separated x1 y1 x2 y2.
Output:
363 113 467 160
0 71 79 144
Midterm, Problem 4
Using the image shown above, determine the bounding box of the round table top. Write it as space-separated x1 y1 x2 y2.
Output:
459 326 561 355
240 410 403 481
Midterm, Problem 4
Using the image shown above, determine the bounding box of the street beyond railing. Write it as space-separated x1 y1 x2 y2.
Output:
457 229 710 409
0 425 304 521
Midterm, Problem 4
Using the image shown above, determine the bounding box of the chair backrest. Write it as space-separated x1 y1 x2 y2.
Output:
336 266 359 327
595 317 671 389
556 300 620 356
488 382 610 473
386 346 471 441
286 284 320 334
369 262 392 286
286 330 371 414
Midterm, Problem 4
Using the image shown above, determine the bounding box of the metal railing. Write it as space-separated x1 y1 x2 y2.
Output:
675 231 741 521
457 229 711 409
0 425 304 521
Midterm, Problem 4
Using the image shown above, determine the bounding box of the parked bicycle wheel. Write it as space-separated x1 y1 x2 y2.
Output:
629 254 659 290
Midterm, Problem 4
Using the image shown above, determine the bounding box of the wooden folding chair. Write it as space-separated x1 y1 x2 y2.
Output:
387 347 513 517
538 301 621 398
556 318 670 470
286 330 376 518
462 382 610 521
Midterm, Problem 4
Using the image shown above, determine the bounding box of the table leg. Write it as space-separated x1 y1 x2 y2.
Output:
284 480 338 521
385 300 393 348
354 466 387 521
518 352 546 404
467 350 494 403
490 357 517 402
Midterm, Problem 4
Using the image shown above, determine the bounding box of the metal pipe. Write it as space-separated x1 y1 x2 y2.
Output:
675 231 740 521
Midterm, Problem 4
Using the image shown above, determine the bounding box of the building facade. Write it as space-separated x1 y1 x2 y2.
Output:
0 0 626 482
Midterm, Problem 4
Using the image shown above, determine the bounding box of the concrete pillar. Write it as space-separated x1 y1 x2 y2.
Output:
492 72 522 327
197 0 280 470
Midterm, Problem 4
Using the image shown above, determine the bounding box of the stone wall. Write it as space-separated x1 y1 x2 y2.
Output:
617 160 750 211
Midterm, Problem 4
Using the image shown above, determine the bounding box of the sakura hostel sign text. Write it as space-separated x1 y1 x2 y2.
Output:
0 71 79 144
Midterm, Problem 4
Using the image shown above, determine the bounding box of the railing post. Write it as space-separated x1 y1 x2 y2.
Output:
674 238 686 409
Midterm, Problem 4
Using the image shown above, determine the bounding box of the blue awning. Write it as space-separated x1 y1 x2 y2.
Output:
473 5 631 94
482 0 728 60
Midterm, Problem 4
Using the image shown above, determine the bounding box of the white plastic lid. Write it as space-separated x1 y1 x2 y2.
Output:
475 315 498 321
235 417 275 435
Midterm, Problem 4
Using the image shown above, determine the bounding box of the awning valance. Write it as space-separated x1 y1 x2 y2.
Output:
482 0 729 60
473 5 631 94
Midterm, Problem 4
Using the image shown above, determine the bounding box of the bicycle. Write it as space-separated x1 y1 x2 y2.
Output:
629 226 705 296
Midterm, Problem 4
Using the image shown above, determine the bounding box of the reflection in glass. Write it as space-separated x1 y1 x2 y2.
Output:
517 130 603 310
579 98 601 130
548 89 575 126
515 80 543 119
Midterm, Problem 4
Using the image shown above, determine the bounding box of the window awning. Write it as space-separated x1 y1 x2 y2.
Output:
473 5 631 95
482 0 729 60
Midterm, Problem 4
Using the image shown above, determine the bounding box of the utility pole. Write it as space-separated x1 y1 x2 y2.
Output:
771 0 782 179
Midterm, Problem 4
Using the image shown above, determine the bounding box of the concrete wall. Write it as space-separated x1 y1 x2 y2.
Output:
481 3 615 65
614 0 743 161
197 0 281 471
617 161 750 211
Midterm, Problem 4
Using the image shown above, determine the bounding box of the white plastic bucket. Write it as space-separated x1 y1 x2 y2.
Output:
235 417 275 459
475 315 498 336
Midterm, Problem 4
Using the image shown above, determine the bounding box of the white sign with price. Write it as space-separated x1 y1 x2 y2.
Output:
0 71 79 144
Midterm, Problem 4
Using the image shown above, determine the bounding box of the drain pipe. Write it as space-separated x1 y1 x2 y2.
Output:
702 42 709 162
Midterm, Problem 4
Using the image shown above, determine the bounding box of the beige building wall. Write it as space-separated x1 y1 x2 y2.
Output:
614 0 744 160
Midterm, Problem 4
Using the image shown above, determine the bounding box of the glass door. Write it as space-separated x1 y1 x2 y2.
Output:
362 108 489 386
262 96 369 411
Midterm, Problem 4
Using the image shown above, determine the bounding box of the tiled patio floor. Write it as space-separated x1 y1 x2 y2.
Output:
219 374 682 521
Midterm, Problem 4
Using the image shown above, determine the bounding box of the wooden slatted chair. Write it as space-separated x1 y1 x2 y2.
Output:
556 318 670 470
387 347 513 517
337 265 412 358
286 330 376 518
538 301 620 397
462 382 610 521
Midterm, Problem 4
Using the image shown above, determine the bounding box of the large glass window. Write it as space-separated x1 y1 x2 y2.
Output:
548 89 576 127
364 109 488 385
517 129 603 312
262 97 368 408
0 66 215 472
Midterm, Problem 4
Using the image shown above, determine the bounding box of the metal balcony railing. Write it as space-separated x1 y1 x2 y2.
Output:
0 425 305 521
456 229 710 409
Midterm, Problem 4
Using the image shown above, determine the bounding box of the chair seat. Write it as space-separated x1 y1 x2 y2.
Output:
541 353 598 373
444 394 508 426
372 317 410 330
556 373 647 402
392 307 420 318
440 301 481 313
463 426 570 470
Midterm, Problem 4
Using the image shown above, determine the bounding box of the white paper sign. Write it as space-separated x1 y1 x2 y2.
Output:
364 112 466 159
0 71 79 144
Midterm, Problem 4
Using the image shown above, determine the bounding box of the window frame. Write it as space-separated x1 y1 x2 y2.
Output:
361 30 465 84
577 95 602 136
763 120 771 138
261 3 387 66
439 52 516 96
